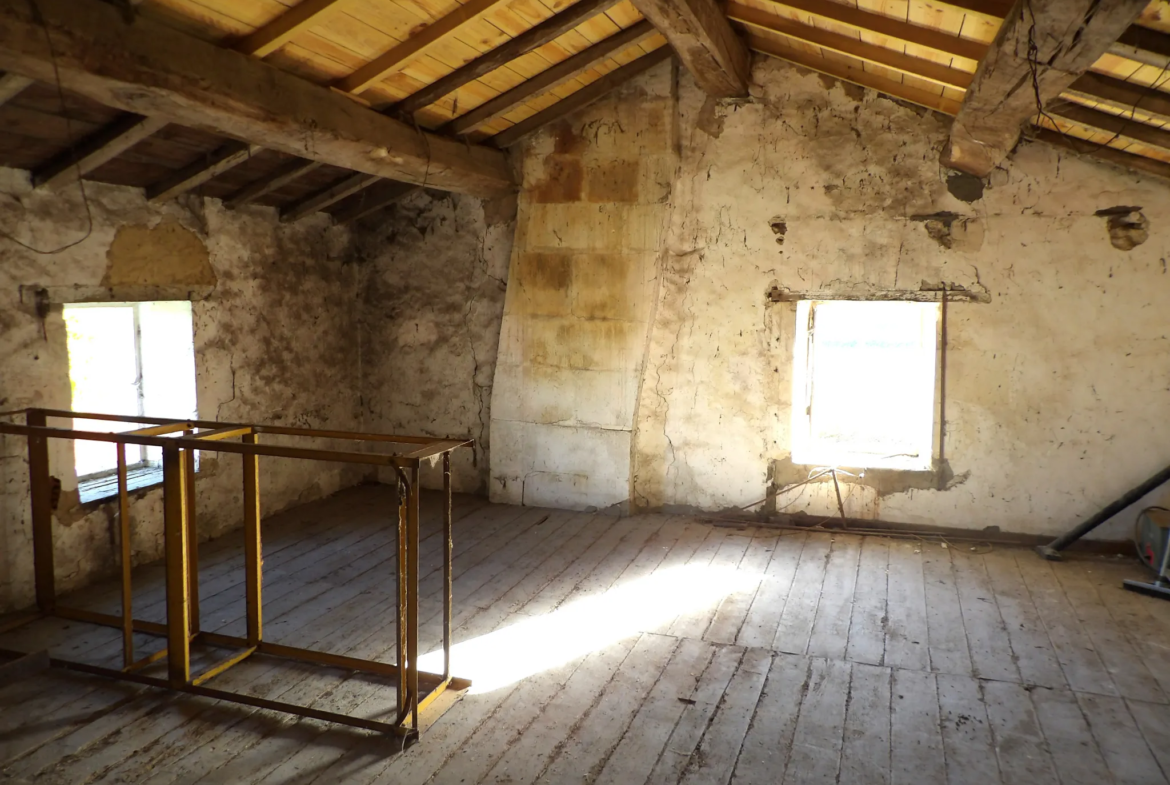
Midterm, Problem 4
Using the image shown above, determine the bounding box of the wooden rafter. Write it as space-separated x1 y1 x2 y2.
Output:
491 46 673 148
1047 102 1170 158
148 141 262 201
34 114 168 190
444 20 658 137
730 4 973 90
337 0 506 95
331 180 421 223
1063 71 1170 125
1108 24 1170 70
747 33 963 116
1034 127 1170 181
0 0 514 197
941 0 1148 177
0 71 30 105
281 172 380 222
227 159 323 207
392 0 623 116
631 0 749 97
235 0 351 59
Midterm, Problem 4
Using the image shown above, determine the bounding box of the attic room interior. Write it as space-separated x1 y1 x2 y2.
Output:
1 0 1170 781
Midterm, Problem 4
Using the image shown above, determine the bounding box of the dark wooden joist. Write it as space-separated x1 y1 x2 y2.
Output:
281 171 380 222
392 0 623 116
1064 71 1170 125
491 46 673 148
0 0 514 197
445 20 658 137
0 71 30 105
331 180 421 223
34 114 168 189
1034 127 1170 182
235 0 350 59
631 0 748 97
1047 102 1170 158
941 0 1148 178
1107 24 1170 70
227 158 323 207
729 3 973 90
147 141 262 201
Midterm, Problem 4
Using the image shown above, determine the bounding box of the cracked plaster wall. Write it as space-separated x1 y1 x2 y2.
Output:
0 171 365 612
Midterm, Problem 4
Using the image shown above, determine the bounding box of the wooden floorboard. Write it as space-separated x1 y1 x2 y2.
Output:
2 486 1168 785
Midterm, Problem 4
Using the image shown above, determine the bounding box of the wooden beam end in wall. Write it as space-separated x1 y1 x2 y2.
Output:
632 0 749 97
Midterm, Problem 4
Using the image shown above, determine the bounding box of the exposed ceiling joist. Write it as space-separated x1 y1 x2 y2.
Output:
941 0 1149 177
337 0 506 95
1108 24 1170 70
148 141 262 201
281 172 380 222
445 20 658 137
1034 127 1170 181
631 0 749 97
0 71 30 105
747 33 962 116
34 114 168 190
227 158 323 207
730 4 973 90
1047 102 1170 158
491 46 673 148
332 180 421 223
763 0 986 61
235 0 351 59
0 0 514 197
392 0 623 116
1063 71 1170 125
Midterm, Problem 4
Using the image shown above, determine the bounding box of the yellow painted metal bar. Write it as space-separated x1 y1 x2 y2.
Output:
191 646 256 686
117 445 134 668
163 445 191 687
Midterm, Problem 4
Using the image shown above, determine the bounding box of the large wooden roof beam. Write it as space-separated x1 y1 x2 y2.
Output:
632 0 749 97
941 0 1148 177
0 0 514 197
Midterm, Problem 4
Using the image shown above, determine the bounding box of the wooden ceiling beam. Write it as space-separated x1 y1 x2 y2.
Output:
631 0 749 97
444 20 658 137
0 0 514 197
763 0 986 61
337 0 506 95
227 158 323 207
729 3 973 90
148 141 262 201
941 0 1149 178
392 0 623 116
747 32 963 115
281 171 379 222
1047 102 1170 158
1034 126 1170 181
33 113 168 189
331 180 421 223
1107 24 1170 70
1063 71 1170 124
490 46 673 148
0 71 31 105
235 0 351 59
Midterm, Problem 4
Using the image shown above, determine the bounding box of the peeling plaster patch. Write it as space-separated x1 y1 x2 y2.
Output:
102 218 215 287
696 96 725 138
768 216 787 250
912 211 984 252
1095 206 1149 250
946 171 985 202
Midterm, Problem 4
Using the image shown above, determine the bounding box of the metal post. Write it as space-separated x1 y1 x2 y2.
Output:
443 451 452 681
395 471 408 722
117 446 133 668
26 409 54 613
242 432 263 647
407 464 420 729
183 438 200 635
163 445 191 687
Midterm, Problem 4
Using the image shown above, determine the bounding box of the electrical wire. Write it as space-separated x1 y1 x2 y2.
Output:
0 0 94 255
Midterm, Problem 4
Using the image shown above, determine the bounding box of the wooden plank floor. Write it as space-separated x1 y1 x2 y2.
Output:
2 484 1169 784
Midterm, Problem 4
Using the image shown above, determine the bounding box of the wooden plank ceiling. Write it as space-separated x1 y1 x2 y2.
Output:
0 0 1166 224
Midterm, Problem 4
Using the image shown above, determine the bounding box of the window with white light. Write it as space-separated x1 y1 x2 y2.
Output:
64 301 198 502
791 300 938 471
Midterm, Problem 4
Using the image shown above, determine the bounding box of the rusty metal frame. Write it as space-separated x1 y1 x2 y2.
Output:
0 408 472 744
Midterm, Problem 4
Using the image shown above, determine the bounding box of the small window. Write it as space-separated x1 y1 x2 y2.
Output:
64 301 198 502
791 300 938 471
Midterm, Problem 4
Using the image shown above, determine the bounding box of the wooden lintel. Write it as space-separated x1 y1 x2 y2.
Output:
730 3 973 90
235 0 350 58
1108 24 1170 70
632 0 748 97
941 0 1148 177
331 180 421 223
281 171 380 222
0 0 513 197
445 20 658 136
491 47 673 148
337 0 505 95
226 158 323 207
0 71 31 105
148 141 261 201
34 114 168 190
392 0 623 116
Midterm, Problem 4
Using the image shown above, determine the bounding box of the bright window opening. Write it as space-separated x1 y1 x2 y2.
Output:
791 300 938 471
64 301 198 502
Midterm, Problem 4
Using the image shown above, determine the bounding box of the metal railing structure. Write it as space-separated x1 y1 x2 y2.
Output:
0 408 472 744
